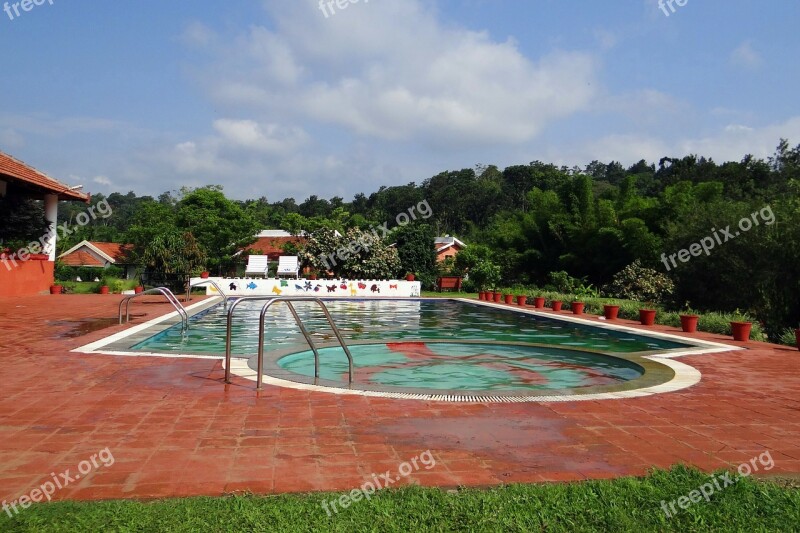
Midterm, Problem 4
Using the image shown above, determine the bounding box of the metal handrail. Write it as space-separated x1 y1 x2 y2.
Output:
225 297 282 383
119 287 189 330
223 297 354 388
186 279 228 309
256 298 354 390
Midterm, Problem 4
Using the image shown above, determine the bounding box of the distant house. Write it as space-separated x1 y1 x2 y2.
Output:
247 230 308 261
58 241 137 279
435 236 467 263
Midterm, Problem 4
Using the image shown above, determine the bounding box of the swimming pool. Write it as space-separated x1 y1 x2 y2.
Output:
131 299 689 355
74 296 741 401
275 341 644 391
105 298 717 401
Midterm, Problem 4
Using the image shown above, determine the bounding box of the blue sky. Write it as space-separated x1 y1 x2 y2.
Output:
1 0 798 201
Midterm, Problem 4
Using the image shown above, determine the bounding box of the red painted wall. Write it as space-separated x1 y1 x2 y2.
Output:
0 257 55 297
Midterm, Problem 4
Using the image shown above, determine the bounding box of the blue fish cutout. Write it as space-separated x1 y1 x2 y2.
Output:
247 282 257 290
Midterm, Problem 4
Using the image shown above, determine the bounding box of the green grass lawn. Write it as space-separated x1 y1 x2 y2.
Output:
2 467 798 532
421 291 478 298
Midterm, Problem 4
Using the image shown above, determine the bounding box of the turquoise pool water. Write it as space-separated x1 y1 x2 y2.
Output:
277 342 644 391
132 299 689 356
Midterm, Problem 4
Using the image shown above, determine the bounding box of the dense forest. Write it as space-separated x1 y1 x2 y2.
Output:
33 139 800 339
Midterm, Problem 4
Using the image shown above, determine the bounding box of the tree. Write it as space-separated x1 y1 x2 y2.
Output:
175 187 258 274
392 224 437 285
141 230 207 290
0 194 47 251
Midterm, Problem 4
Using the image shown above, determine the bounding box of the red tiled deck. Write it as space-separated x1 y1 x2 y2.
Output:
1 295 799 502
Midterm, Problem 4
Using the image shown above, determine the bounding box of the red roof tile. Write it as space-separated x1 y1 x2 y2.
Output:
59 242 134 266
0 151 90 202
248 236 306 260
60 250 105 267
89 242 134 262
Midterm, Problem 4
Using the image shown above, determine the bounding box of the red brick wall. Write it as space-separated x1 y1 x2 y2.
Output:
0 258 55 297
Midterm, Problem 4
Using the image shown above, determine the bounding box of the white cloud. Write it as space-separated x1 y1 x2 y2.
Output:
542 117 800 168
92 175 113 187
730 40 763 70
188 1 599 147
212 119 309 154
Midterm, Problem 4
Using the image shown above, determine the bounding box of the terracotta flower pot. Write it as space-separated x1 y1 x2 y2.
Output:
309 274 317 280
795 328 800 351
99 285 110 295
571 302 585 315
680 314 699 333
135 286 144 294
504 294 514 305
50 285 63 295
639 309 657 326
731 322 752 342
493 292 502 303
551 300 563 312
533 297 545 309
516 295 527 306
603 305 619 320
200 271 210 279
405 274 415 281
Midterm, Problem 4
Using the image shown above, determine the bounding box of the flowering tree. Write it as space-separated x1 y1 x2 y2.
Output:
300 227 400 279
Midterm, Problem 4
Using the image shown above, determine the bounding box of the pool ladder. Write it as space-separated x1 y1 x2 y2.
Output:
186 279 228 310
224 297 355 390
119 287 189 331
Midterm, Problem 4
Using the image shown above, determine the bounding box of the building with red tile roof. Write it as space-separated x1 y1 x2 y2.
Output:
58 241 137 279
247 230 307 261
0 151 90 296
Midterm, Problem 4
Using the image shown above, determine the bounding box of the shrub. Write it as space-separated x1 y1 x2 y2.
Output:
604 260 675 304
778 328 798 347
55 264 124 282
548 271 581 293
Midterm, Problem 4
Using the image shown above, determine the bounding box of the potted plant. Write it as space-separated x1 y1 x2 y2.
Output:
50 284 63 294
679 305 699 333
533 296 545 309
405 273 416 282
551 300 563 312
99 284 110 295
493 291 502 303
571 300 585 315
730 310 752 342
504 293 514 305
200 270 210 279
603 304 620 320
639 307 657 326
516 294 527 306
795 326 800 351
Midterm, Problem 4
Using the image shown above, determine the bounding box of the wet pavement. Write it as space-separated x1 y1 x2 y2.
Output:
0 294 798 501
